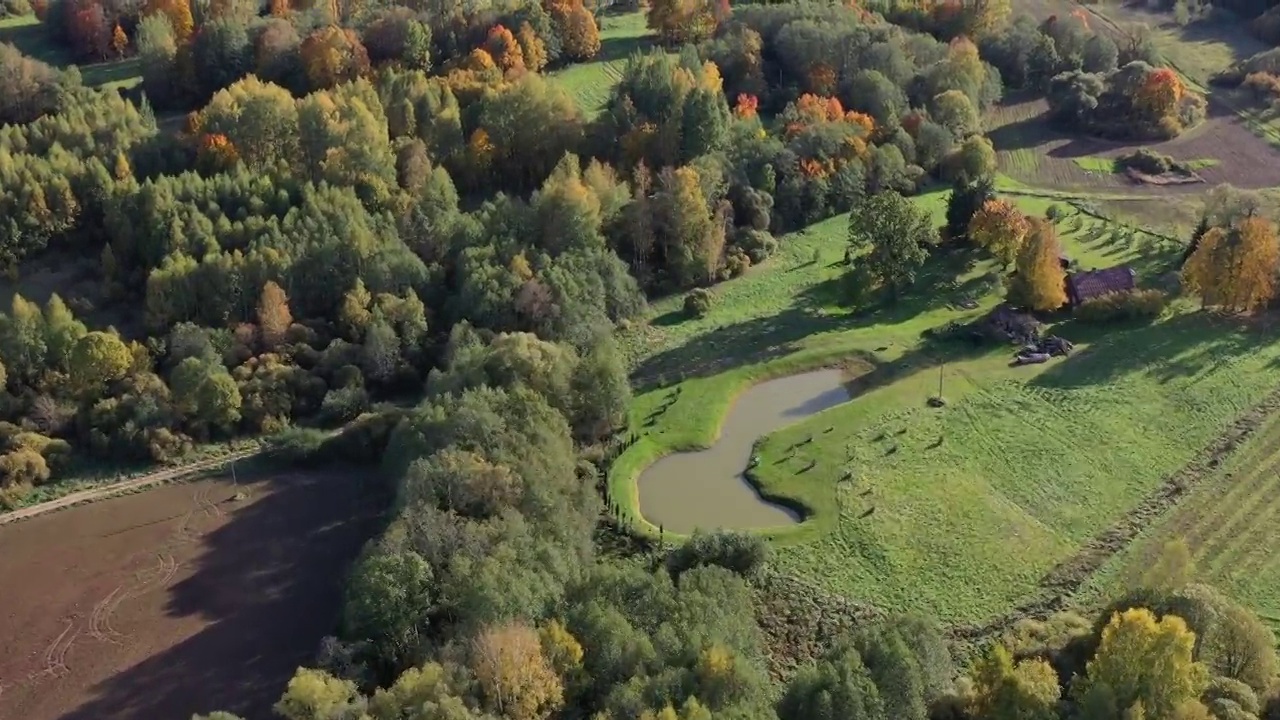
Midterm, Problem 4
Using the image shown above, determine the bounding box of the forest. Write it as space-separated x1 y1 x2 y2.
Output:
4 0 1280 718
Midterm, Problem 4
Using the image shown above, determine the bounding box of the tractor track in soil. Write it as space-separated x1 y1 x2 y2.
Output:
0 449 258 527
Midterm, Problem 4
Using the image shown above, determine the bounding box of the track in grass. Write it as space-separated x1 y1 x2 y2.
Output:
1082 408 1280 620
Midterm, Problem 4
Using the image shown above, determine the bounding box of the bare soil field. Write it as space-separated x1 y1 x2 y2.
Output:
988 97 1280 190
0 468 384 720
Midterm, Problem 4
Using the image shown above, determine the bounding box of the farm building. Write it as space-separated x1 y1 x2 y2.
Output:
1065 265 1136 307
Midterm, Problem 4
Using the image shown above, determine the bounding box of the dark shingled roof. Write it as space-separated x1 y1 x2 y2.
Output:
1066 266 1136 305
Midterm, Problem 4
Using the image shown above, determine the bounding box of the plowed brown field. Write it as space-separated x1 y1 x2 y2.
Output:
989 97 1280 192
0 469 383 720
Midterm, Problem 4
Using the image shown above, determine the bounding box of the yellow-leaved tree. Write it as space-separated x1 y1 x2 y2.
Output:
966 644 1060 720
1182 216 1280 311
256 281 292 351
1072 608 1209 720
968 199 1030 266
471 622 564 720
1009 218 1067 311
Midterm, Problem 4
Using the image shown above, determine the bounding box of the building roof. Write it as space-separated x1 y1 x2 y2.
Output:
1067 266 1137 303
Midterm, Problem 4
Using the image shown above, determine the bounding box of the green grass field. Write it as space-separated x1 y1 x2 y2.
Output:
0 15 141 90
549 11 653 116
1071 156 1220 173
612 182 1280 623
1078 409 1280 628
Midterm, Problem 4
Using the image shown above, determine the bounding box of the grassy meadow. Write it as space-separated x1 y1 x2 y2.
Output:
612 181 1280 623
1078 409 1280 631
0 15 142 90
548 10 653 116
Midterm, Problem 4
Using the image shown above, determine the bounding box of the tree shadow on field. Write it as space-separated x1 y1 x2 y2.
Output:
632 248 981 389
58 469 388 720
596 32 653 65
1029 312 1261 390
986 113 1055 153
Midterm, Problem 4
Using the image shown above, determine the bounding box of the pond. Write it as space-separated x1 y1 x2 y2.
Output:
638 369 851 534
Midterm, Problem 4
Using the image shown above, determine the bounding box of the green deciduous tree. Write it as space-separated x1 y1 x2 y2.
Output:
343 548 436 671
778 640 886 720
848 191 935 301
69 331 131 396
274 667 364 720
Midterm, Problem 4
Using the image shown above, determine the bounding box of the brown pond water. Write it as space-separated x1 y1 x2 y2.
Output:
639 369 851 533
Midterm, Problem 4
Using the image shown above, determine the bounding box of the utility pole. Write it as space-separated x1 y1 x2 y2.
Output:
938 362 944 399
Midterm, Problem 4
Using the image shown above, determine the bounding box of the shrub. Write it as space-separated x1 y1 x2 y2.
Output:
1 0 32 15
725 247 751 278
1243 71 1280 102
734 228 778 264
267 426 328 465
0 447 49 488
684 288 715 318
1075 289 1169 323
1116 149 1174 175
667 530 770 580
1045 204 1066 222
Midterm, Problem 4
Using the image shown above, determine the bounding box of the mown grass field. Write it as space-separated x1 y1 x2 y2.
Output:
548 10 652 116
0 15 141 90
1079 409 1280 630
612 181 1280 623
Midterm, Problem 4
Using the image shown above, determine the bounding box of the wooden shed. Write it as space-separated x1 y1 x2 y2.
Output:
1065 265 1137 307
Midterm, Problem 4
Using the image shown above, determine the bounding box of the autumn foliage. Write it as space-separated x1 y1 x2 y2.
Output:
648 0 724 46
1137 68 1186 123
196 132 239 171
300 25 370 90
144 0 194 43
548 0 601 60
1009 218 1067 311
1182 216 1280 312
485 24 525 74
968 199 1030 266
471 623 564 720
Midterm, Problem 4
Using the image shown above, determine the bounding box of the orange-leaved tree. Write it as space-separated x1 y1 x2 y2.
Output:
647 0 720 46
144 0 194 44
968 198 1030 266
1009 217 1067 311
549 0 600 60
485 24 525 74
1136 67 1185 124
299 25 370 90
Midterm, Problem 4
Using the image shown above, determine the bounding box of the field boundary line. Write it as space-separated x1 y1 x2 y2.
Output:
0 449 260 527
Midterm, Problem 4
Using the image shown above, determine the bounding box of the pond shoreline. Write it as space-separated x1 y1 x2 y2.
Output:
608 351 878 540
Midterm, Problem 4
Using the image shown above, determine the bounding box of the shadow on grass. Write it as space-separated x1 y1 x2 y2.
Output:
59 467 388 720
0 18 66 63
596 32 653 64
633 247 988 389
1030 311 1262 390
